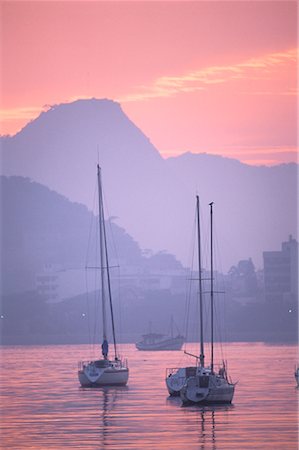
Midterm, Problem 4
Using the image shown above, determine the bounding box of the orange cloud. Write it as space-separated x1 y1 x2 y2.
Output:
118 48 297 102
0 106 43 122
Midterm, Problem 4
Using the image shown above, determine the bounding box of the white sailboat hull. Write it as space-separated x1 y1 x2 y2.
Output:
78 360 129 387
166 366 197 396
180 375 235 405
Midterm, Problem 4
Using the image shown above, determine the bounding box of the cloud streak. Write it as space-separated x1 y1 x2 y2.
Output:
0 106 43 122
118 48 297 103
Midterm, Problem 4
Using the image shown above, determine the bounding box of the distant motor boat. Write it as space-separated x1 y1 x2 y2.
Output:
78 165 129 387
136 332 184 351
136 317 184 351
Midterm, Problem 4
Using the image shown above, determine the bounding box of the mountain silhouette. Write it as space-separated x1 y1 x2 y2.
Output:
1 98 297 270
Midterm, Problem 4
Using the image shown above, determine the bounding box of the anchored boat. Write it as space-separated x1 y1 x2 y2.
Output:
136 317 184 351
180 201 235 404
78 165 129 387
166 198 235 403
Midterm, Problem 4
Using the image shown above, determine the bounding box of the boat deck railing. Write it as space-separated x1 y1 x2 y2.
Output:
166 364 227 379
78 358 128 370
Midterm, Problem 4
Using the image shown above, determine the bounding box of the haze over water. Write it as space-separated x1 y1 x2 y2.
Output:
0 342 297 449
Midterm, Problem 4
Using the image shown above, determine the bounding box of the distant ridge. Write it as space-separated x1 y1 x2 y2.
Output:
1 174 183 295
1 98 297 270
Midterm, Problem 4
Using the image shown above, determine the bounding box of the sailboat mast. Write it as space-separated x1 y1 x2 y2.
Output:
209 201 214 373
97 165 107 348
97 164 118 360
196 196 205 368
102 201 118 360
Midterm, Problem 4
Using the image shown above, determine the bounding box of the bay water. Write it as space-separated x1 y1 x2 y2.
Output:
0 343 298 449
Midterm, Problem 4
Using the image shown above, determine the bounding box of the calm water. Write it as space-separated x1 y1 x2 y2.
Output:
0 343 298 449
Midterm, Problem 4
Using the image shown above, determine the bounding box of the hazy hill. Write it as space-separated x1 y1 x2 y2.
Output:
1 99 187 265
1 175 182 295
1 98 297 270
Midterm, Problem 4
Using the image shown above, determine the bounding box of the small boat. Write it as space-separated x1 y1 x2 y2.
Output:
136 318 184 351
78 165 129 387
295 366 299 387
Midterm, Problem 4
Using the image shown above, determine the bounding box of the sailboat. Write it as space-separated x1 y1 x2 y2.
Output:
180 201 235 404
166 198 235 403
136 317 184 351
78 165 129 387
166 196 203 396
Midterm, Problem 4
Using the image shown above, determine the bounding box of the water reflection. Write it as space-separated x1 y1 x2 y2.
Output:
166 393 235 450
199 407 216 450
185 404 234 450
79 386 129 448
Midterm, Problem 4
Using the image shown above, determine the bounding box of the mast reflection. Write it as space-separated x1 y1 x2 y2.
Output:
80 385 128 447
197 405 234 450
167 394 234 449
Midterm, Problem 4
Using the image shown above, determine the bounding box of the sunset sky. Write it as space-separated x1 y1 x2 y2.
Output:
1 1 298 165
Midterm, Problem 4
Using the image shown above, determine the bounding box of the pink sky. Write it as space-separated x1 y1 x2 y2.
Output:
1 1 298 165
